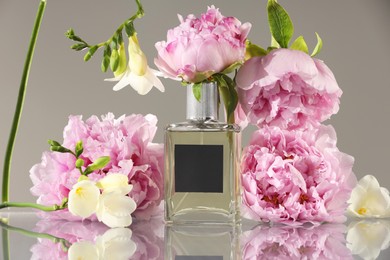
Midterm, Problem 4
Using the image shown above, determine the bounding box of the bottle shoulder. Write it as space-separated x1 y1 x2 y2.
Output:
166 120 241 132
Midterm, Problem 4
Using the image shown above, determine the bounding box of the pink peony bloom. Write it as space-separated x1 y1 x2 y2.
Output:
154 5 251 83
236 49 342 130
241 124 356 224
241 224 352 260
30 113 164 220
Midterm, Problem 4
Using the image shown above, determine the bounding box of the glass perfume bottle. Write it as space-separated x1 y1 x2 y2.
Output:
165 82 241 225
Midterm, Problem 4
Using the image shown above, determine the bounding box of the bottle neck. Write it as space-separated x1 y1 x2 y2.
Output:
186 82 219 121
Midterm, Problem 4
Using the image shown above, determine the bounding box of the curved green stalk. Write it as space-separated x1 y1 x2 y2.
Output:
0 201 67 211
2 0 47 202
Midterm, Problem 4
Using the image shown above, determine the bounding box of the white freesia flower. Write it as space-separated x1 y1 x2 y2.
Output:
105 33 165 95
68 180 100 218
97 173 132 195
68 241 99 260
96 228 137 260
96 190 137 228
347 220 390 260
347 175 390 218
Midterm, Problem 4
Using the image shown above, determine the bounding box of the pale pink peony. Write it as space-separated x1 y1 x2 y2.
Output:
236 49 342 130
241 224 352 260
30 113 164 220
154 5 251 83
241 124 356 224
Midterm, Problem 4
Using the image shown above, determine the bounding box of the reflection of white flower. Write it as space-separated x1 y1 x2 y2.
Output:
347 220 390 260
68 180 100 218
96 191 136 228
105 34 165 95
96 228 137 260
68 228 136 260
68 241 99 260
347 175 390 218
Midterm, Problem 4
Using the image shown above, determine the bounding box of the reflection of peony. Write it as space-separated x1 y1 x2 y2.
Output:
131 217 165 260
347 220 390 260
241 125 356 224
241 224 352 260
236 49 341 130
30 113 164 220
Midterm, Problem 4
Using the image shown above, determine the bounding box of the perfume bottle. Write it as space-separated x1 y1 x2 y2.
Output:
165 81 241 225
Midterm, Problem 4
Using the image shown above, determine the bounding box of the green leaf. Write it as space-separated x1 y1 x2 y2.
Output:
110 49 120 72
267 0 294 48
71 43 87 51
84 156 110 175
290 36 309 54
192 83 202 102
75 158 84 168
221 61 242 74
270 36 281 48
125 21 136 37
84 45 98 61
214 74 238 124
75 141 83 158
245 40 268 59
311 32 323 57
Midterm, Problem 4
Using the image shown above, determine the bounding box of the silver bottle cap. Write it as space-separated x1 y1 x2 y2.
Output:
186 82 219 121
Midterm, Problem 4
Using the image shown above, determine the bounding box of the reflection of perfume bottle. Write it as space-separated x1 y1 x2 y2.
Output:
165 82 241 225
165 225 241 260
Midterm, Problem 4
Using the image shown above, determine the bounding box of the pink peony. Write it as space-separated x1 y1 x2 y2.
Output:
236 49 342 130
30 113 164 220
154 5 251 83
241 124 356 224
241 224 352 260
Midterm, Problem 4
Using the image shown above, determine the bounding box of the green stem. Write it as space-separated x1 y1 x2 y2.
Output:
2 0 47 203
0 202 66 212
0 219 71 252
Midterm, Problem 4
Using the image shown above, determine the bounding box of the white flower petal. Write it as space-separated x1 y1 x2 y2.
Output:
96 191 137 228
97 173 132 195
68 180 100 218
68 241 99 260
348 175 390 218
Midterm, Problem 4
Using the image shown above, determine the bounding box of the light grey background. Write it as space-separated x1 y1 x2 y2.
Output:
0 0 389 204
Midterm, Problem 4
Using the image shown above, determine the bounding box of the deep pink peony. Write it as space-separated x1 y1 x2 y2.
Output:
241 124 356 224
30 113 164 220
154 6 251 83
241 224 352 260
236 49 342 130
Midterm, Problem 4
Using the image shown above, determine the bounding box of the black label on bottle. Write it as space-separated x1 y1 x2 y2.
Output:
175 144 223 193
176 256 223 260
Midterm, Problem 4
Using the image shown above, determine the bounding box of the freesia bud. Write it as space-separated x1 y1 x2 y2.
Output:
114 42 127 77
128 33 147 76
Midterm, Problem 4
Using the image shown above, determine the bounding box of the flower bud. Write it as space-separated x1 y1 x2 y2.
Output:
128 34 147 76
